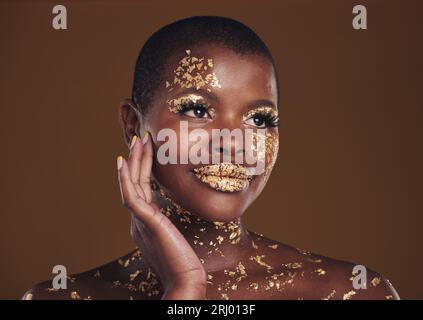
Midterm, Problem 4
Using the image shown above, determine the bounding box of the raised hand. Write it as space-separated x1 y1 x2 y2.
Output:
117 133 207 300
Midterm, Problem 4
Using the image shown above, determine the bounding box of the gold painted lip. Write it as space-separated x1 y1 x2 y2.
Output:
193 163 253 180
192 164 253 192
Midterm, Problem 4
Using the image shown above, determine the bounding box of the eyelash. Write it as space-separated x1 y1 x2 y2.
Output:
177 100 212 119
175 100 279 128
245 112 279 128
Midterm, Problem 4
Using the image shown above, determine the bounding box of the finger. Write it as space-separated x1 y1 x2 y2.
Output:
117 156 156 222
127 135 147 200
140 132 153 203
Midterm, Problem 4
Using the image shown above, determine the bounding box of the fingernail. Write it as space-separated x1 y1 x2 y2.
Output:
117 156 123 170
142 131 149 145
130 135 137 149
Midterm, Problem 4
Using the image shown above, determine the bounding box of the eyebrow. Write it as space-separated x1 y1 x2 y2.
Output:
247 99 277 110
168 89 277 111
169 88 218 102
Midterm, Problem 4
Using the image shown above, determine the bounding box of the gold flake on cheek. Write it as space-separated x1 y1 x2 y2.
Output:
342 290 357 300
251 131 279 177
165 49 221 92
370 277 381 287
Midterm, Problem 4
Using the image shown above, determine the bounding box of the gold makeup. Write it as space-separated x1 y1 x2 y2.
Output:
193 163 253 192
242 106 278 125
343 290 357 300
166 49 221 92
251 131 279 177
166 93 216 118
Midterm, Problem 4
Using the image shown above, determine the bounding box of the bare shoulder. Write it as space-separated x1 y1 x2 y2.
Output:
246 231 400 300
22 249 159 300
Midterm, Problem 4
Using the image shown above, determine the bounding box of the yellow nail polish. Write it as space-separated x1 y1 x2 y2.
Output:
117 156 123 170
130 135 137 149
142 132 149 144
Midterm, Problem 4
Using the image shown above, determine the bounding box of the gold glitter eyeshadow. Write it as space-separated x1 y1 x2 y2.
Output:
243 106 278 123
166 93 216 118
166 49 221 92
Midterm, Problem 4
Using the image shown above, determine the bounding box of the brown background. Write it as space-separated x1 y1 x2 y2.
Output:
0 0 421 299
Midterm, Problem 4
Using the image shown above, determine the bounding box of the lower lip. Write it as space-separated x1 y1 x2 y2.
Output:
194 174 250 192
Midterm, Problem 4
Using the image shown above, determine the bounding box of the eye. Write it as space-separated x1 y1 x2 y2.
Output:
244 114 279 128
183 105 209 119
180 102 212 119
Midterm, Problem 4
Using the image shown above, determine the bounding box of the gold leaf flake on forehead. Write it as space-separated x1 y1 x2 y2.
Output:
166 49 221 92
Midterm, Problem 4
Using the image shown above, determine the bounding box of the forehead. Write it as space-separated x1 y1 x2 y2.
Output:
161 45 278 104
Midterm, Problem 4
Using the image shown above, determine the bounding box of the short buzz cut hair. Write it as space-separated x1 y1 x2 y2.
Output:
132 16 279 115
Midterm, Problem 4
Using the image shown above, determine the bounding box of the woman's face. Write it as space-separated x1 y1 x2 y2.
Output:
143 45 279 222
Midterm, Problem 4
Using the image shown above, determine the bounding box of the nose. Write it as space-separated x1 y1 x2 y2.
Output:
210 130 245 164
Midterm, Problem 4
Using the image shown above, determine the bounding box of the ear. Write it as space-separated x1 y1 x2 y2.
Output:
118 99 142 148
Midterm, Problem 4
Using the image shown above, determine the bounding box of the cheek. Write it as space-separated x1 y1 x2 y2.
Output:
264 131 279 175
251 131 279 177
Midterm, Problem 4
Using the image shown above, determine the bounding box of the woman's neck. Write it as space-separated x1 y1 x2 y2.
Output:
149 179 251 272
